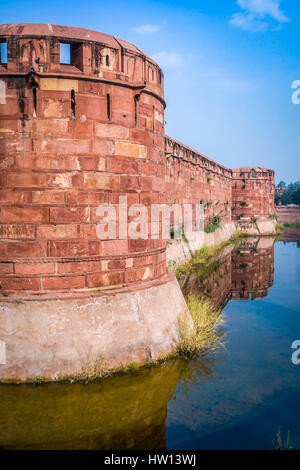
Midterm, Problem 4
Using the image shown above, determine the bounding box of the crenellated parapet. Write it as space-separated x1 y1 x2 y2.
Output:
0 23 164 99
165 136 233 228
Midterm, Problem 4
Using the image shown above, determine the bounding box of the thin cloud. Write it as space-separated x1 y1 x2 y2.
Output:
152 51 183 69
229 0 290 32
230 12 269 32
238 0 290 22
212 78 256 93
198 66 256 93
131 24 160 34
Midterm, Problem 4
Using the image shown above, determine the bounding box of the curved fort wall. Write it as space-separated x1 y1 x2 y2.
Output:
0 24 275 380
0 23 166 293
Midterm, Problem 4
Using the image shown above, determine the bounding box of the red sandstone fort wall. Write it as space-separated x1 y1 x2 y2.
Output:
231 167 275 222
0 24 166 293
0 24 275 295
165 137 232 229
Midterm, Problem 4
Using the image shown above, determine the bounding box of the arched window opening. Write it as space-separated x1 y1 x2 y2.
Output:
105 55 110 67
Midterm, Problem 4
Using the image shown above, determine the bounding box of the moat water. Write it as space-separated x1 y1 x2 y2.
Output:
0 230 300 450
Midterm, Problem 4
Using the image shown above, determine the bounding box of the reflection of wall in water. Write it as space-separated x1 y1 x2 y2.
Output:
180 238 275 308
179 246 232 310
0 360 184 450
230 239 274 301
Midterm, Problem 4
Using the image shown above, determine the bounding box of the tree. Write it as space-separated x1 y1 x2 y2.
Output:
275 181 300 206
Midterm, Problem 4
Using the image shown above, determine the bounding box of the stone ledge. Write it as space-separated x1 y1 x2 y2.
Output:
0 272 190 381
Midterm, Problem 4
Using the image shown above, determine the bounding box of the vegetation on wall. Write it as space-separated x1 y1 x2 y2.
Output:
270 212 279 221
204 214 221 233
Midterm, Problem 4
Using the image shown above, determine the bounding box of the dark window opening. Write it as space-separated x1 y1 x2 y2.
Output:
32 85 37 117
105 55 110 66
0 42 7 64
71 89 76 119
158 70 162 84
60 43 71 64
134 95 139 126
106 93 111 121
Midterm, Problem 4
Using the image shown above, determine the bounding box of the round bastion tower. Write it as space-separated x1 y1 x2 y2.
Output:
0 24 190 381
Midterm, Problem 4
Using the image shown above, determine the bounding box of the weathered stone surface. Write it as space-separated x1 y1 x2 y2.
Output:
115 140 147 159
256 220 276 235
166 221 237 268
0 274 190 381
39 78 79 92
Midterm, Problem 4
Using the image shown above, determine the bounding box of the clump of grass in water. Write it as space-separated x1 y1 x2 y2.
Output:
175 242 229 280
229 230 251 242
177 295 225 359
78 357 109 382
128 362 140 373
276 427 292 450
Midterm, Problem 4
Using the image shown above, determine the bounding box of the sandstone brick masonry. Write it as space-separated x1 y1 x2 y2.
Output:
0 24 275 294
165 137 233 228
231 167 275 222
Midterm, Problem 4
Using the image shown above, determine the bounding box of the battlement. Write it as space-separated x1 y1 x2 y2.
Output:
165 136 232 179
0 23 164 101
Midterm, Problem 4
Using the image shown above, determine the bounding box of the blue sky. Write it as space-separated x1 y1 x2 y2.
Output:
1 0 299 183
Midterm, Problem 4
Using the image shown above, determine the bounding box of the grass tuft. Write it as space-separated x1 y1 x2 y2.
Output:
77 357 109 382
177 295 225 359
229 230 251 242
275 223 284 236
